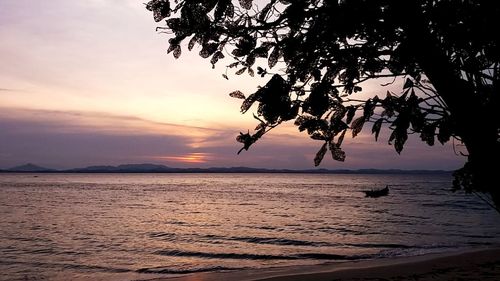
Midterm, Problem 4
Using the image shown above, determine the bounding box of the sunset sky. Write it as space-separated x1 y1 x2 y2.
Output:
0 1 465 170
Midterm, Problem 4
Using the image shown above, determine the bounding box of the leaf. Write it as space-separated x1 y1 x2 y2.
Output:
173 46 181 59
167 44 176 54
222 74 229 80
389 129 408 154
229 90 246 99
363 99 376 121
255 74 291 123
210 51 225 66
239 0 252 10
403 78 414 89
236 131 254 154
438 125 451 144
228 62 239 68
329 142 346 162
214 0 230 20
146 0 171 22
255 122 266 131
235 67 247 75
336 129 347 146
420 123 436 146
232 49 246 57
310 132 325 140
188 38 196 52
303 82 330 117
345 106 357 124
253 46 269 58
259 2 273 21
268 46 280 69
395 131 408 154
168 45 182 59
372 118 383 141
314 142 328 166
200 43 218 59
246 55 256 67
240 93 257 113
257 66 266 75
248 67 255 77
351 116 365 137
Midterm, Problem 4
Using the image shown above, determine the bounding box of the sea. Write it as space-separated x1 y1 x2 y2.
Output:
1 173 499 281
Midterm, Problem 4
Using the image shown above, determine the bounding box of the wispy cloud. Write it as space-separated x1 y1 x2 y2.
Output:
152 152 213 164
0 108 465 170
0 107 221 136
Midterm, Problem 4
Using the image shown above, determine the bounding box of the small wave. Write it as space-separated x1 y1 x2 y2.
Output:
154 250 293 260
149 232 176 239
148 232 331 247
0 259 130 273
229 236 330 247
154 249 361 261
296 253 365 260
136 265 244 274
345 243 413 249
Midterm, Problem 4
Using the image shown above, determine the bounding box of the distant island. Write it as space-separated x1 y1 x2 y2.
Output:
0 163 452 174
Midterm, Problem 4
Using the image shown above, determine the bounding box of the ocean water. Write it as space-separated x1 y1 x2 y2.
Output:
0 173 499 281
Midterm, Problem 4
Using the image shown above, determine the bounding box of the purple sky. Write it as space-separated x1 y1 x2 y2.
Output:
0 1 465 170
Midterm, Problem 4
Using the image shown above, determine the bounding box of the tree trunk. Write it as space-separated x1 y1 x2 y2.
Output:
463 130 500 207
404 1 500 208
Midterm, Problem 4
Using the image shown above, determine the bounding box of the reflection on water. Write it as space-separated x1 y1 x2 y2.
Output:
0 173 499 280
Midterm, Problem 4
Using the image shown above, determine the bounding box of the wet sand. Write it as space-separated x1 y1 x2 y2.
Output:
150 247 500 281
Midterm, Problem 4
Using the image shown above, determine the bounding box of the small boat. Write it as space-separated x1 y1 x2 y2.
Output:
364 185 389 198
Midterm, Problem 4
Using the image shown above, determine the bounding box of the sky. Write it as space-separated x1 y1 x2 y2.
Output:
0 0 466 170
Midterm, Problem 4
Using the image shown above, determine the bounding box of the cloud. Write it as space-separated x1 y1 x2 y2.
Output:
0 107 230 168
0 88 15 92
0 107 466 170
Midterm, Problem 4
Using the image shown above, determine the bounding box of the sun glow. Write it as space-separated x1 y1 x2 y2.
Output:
154 153 212 164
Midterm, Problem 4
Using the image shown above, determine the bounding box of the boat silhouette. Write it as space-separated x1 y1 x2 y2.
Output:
364 185 389 198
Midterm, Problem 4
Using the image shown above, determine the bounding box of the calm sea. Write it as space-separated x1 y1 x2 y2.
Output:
1 173 499 281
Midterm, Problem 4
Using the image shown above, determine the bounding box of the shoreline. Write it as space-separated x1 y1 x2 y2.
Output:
146 247 500 281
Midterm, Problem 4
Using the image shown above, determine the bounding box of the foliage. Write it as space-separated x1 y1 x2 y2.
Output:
147 1 500 197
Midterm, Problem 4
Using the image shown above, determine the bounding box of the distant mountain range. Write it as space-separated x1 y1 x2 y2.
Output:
5 163 57 172
0 163 452 174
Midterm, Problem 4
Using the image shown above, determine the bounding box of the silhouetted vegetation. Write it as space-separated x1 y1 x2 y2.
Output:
147 1 500 206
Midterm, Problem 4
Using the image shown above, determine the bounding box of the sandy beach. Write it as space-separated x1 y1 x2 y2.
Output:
152 248 500 281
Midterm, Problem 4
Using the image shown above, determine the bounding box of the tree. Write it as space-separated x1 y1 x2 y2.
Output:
146 0 500 206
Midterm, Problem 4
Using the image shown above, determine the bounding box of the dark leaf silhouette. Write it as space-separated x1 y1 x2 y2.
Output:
268 46 280 69
146 0 170 22
329 142 346 162
229 91 246 99
259 2 273 21
236 67 247 75
420 123 436 146
345 106 357 124
200 43 218 59
210 51 225 66
372 119 383 141
314 142 328 166
438 123 452 144
403 78 414 89
241 93 258 113
239 0 253 10
351 117 365 138
389 128 408 154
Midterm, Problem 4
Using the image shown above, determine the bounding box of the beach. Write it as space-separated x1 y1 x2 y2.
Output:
155 248 500 281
